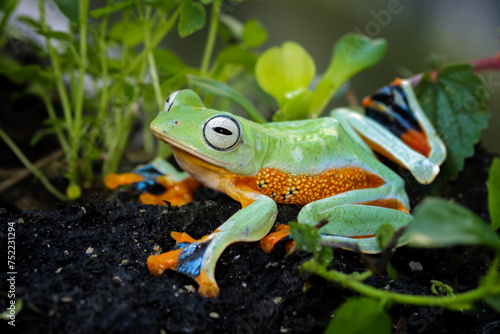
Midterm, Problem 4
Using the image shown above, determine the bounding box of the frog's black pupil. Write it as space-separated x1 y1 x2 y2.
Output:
213 127 233 136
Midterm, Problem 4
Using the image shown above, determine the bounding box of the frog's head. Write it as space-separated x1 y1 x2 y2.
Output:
150 90 264 176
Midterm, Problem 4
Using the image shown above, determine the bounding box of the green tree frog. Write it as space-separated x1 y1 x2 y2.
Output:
142 79 445 298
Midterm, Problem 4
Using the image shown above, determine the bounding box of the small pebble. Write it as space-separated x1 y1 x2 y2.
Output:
112 276 123 285
209 312 220 319
409 261 423 272
61 296 72 303
86 247 94 254
273 297 283 304
184 285 196 293
280 327 288 333
55 267 62 274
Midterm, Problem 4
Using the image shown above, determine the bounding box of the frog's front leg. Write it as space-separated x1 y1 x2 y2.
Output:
147 195 277 298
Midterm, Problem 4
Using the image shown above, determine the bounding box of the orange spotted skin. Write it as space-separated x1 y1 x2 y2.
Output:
241 166 386 206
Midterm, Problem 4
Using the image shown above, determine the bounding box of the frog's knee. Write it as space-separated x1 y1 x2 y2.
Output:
409 159 440 184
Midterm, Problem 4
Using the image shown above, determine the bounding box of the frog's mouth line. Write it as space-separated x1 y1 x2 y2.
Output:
151 130 236 169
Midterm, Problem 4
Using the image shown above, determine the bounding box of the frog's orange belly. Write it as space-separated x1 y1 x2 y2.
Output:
241 167 385 206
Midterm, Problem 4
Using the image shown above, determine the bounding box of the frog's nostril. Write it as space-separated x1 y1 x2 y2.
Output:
173 120 180 127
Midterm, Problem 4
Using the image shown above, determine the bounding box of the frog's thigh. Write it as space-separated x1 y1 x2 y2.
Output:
198 195 277 296
331 108 439 184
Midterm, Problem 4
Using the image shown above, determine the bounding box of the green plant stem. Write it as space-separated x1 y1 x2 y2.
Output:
0 127 68 201
90 10 110 146
200 0 222 76
124 7 180 77
0 0 20 40
303 257 500 309
38 0 74 135
143 7 164 111
37 86 70 154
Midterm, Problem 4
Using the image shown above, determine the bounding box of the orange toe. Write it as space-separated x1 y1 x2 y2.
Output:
260 224 291 254
104 173 144 189
195 271 220 298
147 249 182 276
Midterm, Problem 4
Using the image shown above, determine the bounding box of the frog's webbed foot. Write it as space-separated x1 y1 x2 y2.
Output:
104 160 200 206
149 196 278 298
147 231 220 297
260 224 294 254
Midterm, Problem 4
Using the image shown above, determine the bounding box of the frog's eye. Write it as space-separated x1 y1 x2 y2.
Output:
164 91 180 111
203 115 242 151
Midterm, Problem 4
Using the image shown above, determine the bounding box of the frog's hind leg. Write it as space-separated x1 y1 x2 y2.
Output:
148 195 277 298
331 79 446 184
297 181 412 253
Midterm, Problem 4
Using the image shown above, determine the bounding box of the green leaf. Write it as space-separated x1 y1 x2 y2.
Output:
289 222 321 254
187 74 266 123
242 19 267 48
144 0 179 13
178 0 206 38
35 29 71 41
272 90 311 121
154 48 186 74
17 16 42 30
325 298 392 334
415 64 489 181
407 197 500 250
109 20 144 47
309 33 386 118
215 45 257 73
0 65 51 83
90 0 135 18
488 158 500 231
219 14 243 41
375 224 395 250
255 41 315 107
53 0 79 24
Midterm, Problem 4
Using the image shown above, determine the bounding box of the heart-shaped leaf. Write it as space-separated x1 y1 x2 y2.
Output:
255 41 315 107
415 64 489 181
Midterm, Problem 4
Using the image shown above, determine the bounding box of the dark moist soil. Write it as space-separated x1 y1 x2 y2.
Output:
0 147 499 334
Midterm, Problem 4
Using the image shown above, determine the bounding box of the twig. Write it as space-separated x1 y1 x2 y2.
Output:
0 149 64 194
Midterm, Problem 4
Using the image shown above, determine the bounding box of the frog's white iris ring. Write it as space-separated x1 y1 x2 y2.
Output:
203 115 242 151
164 91 180 111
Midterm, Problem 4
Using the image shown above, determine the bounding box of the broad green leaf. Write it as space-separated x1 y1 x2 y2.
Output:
53 0 79 24
35 29 71 41
109 20 144 47
255 41 315 107
199 0 213 4
289 222 321 254
325 298 391 334
309 33 387 118
407 197 500 250
178 0 206 38
488 158 500 231
415 64 489 181
242 19 267 48
186 74 266 124
90 0 135 18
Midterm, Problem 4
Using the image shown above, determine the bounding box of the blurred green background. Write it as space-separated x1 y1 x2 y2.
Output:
165 0 500 153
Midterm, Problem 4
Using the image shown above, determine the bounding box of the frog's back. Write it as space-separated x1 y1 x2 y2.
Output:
242 118 387 205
